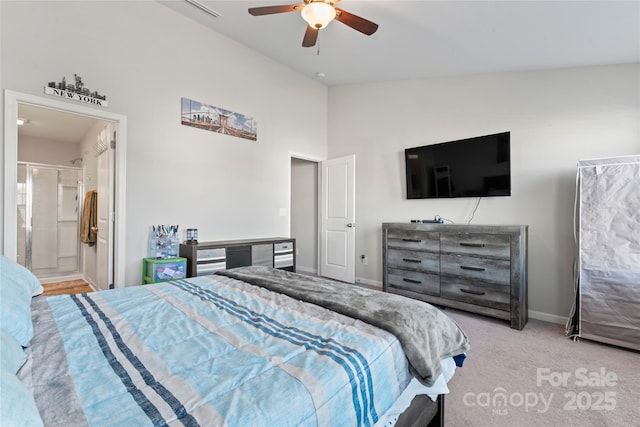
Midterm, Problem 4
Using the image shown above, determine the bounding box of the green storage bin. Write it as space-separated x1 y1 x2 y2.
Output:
143 257 187 284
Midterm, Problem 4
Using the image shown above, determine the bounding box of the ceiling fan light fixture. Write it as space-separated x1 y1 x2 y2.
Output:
301 2 336 29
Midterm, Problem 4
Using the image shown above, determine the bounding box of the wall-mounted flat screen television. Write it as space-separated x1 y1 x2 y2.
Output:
405 132 511 199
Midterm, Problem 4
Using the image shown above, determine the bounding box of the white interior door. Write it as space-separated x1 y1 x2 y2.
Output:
320 155 355 283
96 125 115 290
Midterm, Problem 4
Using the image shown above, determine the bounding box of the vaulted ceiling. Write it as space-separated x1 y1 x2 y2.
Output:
16 1 640 143
162 0 640 86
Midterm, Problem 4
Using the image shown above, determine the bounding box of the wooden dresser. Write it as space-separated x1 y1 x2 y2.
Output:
383 223 528 329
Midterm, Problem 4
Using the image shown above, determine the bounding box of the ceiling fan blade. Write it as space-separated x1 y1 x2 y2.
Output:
248 4 303 16
334 8 378 36
302 25 319 47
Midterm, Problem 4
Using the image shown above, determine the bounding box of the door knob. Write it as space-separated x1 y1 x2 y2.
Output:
346 223 354 228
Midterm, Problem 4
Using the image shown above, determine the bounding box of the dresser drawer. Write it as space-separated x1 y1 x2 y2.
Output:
387 248 440 273
388 268 440 297
274 242 294 253
441 233 510 259
387 230 439 251
197 247 226 261
441 254 510 285
196 260 226 275
441 277 510 311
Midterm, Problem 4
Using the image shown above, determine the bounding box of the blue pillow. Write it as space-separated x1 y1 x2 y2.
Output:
0 329 26 374
0 364 44 427
0 256 43 297
0 256 35 347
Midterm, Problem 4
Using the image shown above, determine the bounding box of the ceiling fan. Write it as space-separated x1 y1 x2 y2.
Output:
248 0 378 48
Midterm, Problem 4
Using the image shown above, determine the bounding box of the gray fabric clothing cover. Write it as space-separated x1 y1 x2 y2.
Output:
574 155 640 350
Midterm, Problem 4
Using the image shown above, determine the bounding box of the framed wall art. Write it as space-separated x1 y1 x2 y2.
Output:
181 97 257 141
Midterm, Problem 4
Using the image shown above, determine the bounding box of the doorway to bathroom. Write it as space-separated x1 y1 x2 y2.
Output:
4 90 128 288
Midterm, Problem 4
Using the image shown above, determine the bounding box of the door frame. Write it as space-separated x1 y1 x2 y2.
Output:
288 152 356 282
3 89 127 288
95 124 115 291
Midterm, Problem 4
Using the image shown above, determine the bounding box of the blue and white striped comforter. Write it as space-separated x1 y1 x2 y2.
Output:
28 275 418 427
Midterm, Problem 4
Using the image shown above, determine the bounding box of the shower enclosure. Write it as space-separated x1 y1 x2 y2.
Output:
17 162 83 279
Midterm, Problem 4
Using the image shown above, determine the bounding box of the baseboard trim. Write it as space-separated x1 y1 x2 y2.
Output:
355 277 382 290
528 310 568 325
295 266 317 275
84 276 98 292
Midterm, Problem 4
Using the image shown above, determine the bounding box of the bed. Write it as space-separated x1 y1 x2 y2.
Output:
0 257 470 427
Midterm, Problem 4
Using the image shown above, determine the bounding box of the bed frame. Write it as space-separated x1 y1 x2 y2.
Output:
396 394 444 427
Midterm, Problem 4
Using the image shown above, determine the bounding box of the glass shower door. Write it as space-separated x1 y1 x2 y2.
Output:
16 163 83 278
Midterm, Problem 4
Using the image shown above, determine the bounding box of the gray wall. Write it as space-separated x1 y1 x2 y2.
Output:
291 158 318 274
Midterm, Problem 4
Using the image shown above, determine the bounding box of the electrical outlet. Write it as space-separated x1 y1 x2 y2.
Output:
360 254 368 265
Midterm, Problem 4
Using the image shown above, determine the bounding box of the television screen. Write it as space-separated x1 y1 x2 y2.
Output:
405 132 511 199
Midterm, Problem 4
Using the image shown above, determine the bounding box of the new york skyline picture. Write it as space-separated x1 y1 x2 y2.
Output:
181 97 257 141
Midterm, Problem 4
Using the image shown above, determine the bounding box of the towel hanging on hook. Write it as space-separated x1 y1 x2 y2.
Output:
81 190 98 246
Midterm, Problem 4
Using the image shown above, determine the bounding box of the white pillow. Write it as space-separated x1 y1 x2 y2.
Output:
0 256 39 346
0 364 44 427
0 329 27 374
0 256 43 296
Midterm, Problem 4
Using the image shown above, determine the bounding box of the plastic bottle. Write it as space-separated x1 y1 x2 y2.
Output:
148 226 158 259
158 225 169 259
169 225 179 257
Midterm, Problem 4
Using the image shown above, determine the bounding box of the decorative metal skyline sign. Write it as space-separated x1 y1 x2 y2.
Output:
44 74 108 107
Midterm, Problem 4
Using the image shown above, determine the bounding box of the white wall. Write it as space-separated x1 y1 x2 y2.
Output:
1 1 327 285
327 64 640 321
18 136 81 167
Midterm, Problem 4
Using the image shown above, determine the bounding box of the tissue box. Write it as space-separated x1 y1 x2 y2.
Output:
143 257 187 284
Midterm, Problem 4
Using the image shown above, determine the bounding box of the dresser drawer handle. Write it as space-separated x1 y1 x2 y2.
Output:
402 238 422 243
460 265 485 272
460 242 485 248
460 288 485 296
402 258 422 263
403 278 422 284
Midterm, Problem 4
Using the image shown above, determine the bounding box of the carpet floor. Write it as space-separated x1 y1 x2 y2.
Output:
442 308 639 426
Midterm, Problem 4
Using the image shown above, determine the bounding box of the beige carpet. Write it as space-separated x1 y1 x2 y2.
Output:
442 308 639 426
